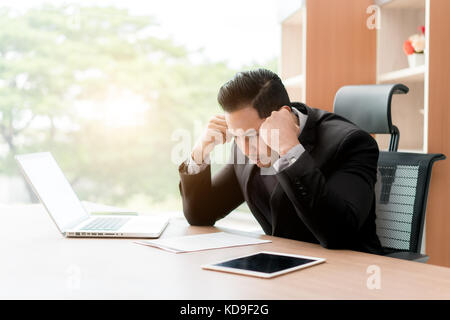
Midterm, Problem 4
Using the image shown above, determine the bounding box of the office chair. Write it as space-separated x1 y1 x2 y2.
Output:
333 84 446 262
333 83 408 151
375 151 445 262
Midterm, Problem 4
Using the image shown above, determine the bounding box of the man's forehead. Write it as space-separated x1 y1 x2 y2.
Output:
225 107 263 137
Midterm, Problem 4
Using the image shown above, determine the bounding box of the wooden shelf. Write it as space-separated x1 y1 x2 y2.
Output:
377 0 425 9
283 74 304 102
398 148 426 153
278 0 305 23
283 7 304 26
282 74 304 88
376 0 426 155
377 65 425 83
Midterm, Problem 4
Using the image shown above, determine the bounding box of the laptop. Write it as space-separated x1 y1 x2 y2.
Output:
16 152 169 238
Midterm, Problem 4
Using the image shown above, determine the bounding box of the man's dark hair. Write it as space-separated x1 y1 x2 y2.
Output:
217 68 291 118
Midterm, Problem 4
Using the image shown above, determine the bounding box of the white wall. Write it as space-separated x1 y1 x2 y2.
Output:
0 175 32 204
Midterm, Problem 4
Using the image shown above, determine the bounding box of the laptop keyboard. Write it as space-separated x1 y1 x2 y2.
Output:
80 217 130 231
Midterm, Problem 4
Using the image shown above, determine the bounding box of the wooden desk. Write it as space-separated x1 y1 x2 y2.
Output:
1 204 449 299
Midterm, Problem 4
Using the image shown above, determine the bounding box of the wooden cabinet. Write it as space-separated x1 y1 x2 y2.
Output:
280 3 305 103
425 0 450 268
279 0 450 267
280 0 375 112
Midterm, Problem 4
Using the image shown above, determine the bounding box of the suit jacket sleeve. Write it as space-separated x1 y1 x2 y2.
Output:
275 129 379 249
178 158 245 226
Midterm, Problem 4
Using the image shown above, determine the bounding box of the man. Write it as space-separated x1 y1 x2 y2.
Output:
178 68 384 255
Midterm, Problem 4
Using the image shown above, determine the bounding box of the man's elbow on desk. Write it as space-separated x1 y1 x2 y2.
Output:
183 210 216 227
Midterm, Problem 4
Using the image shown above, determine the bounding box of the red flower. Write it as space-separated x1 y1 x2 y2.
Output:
419 25 425 34
403 40 415 55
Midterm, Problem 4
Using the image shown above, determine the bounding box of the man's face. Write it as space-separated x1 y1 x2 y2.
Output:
225 105 273 168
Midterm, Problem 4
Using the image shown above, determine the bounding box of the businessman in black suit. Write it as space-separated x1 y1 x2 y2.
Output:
178 68 384 255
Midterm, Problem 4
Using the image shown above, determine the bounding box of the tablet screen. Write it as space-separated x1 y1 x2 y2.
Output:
213 252 317 274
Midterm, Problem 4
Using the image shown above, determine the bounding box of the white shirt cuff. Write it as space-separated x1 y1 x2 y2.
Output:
186 154 210 175
273 143 306 172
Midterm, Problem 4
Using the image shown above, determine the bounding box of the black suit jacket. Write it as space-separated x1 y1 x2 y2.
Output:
178 103 384 255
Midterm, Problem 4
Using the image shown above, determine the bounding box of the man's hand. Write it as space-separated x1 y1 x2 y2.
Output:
259 106 300 156
191 114 230 165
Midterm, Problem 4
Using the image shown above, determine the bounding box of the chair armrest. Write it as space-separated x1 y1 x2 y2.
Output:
385 251 429 263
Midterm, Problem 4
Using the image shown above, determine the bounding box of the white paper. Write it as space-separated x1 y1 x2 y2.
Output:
135 232 271 253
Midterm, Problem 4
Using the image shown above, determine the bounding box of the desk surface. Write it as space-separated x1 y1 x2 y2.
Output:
1 204 450 299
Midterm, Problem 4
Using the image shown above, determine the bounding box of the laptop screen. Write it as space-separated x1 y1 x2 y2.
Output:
16 152 89 232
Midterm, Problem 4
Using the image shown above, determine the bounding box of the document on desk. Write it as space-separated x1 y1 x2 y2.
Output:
135 232 271 253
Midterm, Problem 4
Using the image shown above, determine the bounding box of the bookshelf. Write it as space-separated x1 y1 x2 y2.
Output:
375 0 427 153
375 0 450 269
279 0 375 111
279 0 450 267
377 65 425 83
280 5 306 102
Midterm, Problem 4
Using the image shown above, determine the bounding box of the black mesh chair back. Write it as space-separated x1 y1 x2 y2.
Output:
375 151 445 258
333 84 409 151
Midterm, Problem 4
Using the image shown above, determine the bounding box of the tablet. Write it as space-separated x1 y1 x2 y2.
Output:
201 251 326 279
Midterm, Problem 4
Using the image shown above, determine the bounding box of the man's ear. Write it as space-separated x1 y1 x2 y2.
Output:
280 105 291 112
